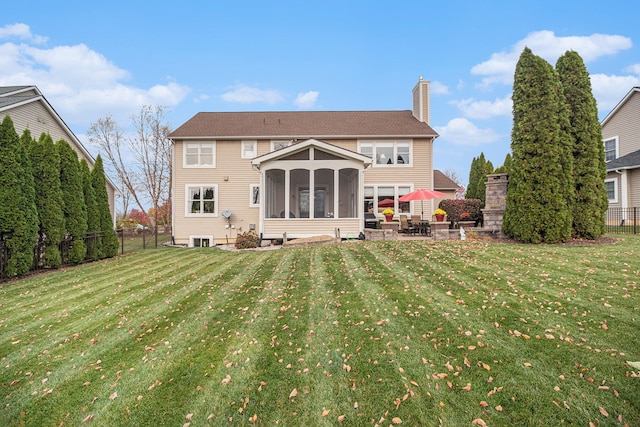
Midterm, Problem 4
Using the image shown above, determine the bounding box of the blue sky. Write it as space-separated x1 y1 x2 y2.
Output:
2 1 640 187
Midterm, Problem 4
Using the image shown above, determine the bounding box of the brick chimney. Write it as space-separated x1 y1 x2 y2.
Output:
412 76 430 124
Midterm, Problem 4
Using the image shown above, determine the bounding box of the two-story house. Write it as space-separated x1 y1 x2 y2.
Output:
169 77 439 246
601 87 640 215
0 86 117 221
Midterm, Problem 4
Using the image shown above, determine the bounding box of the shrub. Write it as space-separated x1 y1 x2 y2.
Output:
235 231 260 249
439 199 483 224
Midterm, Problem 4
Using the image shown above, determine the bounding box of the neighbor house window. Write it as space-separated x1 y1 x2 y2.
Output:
190 236 212 247
358 141 411 166
604 137 618 162
186 185 217 216
184 142 215 167
605 178 617 203
250 184 260 207
271 140 292 151
242 140 257 158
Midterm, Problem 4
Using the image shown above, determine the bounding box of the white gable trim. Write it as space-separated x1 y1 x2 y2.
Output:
251 138 372 169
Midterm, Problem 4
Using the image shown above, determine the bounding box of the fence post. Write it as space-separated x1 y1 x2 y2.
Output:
634 207 637 235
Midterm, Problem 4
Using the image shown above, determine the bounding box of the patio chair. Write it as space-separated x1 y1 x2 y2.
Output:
399 215 418 235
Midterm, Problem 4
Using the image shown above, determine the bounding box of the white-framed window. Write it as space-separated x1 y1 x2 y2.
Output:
605 178 617 203
190 235 213 247
364 185 413 215
185 184 217 216
242 140 257 159
358 140 411 166
271 140 292 151
604 137 618 162
184 142 215 167
250 184 260 207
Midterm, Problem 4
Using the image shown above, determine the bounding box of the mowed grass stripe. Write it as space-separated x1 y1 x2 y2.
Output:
1 249 281 425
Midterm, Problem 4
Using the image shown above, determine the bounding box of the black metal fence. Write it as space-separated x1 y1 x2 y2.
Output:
606 207 639 234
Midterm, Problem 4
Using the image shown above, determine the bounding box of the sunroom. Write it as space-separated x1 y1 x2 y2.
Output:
251 139 372 239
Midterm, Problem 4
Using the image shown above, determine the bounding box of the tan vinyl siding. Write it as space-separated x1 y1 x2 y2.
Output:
602 92 640 158
173 139 261 245
630 168 640 207
262 219 359 239
2 102 116 219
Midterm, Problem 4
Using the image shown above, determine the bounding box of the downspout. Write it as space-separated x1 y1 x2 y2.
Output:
615 169 628 221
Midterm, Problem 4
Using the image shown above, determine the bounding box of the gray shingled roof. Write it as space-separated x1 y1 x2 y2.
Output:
434 169 459 190
170 110 438 139
606 149 640 171
0 86 39 110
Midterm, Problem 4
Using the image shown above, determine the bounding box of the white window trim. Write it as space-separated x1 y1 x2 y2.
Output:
603 136 619 162
605 178 618 203
364 184 415 215
241 140 257 159
357 140 412 167
271 140 292 152
250 184 260 207
185 184 218 217
183 141 216 168
189 235 213 248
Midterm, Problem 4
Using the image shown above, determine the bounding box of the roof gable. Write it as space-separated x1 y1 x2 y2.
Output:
251 138 372 168
170 110 438 139
601 87 640 126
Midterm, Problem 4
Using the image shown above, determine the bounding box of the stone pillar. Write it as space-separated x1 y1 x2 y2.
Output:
482 173 508 237
430 222 451 240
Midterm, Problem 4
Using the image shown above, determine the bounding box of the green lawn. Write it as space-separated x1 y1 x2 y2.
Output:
1 236 639 426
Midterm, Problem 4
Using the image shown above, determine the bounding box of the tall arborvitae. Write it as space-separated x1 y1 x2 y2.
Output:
58 140 88 263
0 117 38 276
475 157 494 206
80 159 99 260
556 51 608 239
466 156 480 199
494 153 513 174
503 47 574 243
29 133 66 267
92 155 118 258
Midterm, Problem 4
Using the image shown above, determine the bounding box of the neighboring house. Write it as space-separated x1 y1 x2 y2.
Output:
0 86 117 222
601 87 640 213
169 77 441 246
433 169 460 201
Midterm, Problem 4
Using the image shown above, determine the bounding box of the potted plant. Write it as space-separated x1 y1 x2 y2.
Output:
434 208 446 222
458 211 475 228
382 208 395 222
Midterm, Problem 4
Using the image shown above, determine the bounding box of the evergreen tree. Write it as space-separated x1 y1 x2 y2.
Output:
494 153 512 174
80 159 99 260
466 156 480 199
475 158 494 206
58 140 88 263
556 51 608 239
503 47 574 243
29 133 66 267
92 155 119 258
0 117 38 276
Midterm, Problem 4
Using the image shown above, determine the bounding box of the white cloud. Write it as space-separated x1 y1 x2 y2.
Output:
0 23 190 127
451 95 512 119
434 118 501 146
0 23 47 44
591 73 640 113
430 81 449 95
221 85 284 104
472 30 633 87
294 90 319 109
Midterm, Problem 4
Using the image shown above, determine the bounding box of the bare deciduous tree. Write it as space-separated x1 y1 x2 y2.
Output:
442 168 462 186
87 106 172 247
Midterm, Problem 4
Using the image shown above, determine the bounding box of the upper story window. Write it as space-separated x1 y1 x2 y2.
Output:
358 141 411 166
186 184 217 216
242 140 257 159
604 137 618 162
184 142 215 167
271 140 292 151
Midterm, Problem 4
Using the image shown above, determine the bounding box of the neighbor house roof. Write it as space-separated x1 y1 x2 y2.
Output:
0 85 117 192
433 169 459 190
606 148 640 171
601 87 640 127
170 110 438 139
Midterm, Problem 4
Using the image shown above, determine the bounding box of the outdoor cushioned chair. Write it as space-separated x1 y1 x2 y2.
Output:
399 215 417 235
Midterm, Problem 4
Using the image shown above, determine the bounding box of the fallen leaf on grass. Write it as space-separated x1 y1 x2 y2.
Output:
109 391 118 400
392 417 403 424
82 414 94 422
599 407 609 417
321 408 330 417
289 388 298 398
471 418 487 426
248 414 258 423
338 414 345 422
221 375 231 386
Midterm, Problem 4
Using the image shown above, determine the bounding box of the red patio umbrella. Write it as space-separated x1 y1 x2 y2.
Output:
377 198 396 208
399 189 448 219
